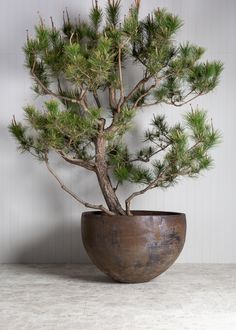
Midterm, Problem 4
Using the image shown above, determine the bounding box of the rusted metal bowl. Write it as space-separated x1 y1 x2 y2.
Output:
81 211 186 283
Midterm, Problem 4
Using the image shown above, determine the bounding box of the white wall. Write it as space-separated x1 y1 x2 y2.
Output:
1 0 235 263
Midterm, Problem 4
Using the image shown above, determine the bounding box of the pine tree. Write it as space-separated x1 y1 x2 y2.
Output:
9 1 222 215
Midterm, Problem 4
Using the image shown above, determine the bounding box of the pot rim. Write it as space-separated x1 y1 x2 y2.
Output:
82 210 186 217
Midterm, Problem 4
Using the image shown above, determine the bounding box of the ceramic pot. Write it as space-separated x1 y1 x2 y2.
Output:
81 211 186 283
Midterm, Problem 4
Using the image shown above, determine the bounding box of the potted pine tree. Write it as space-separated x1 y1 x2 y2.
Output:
10 0 222 283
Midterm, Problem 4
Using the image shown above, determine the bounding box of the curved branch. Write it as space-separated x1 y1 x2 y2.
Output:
132 82 157 108
125 168 180 216
45 157 115 216
58 151 96 171
138 91 204 109
165 92 203 107
123 75 151 105
125 176 161 216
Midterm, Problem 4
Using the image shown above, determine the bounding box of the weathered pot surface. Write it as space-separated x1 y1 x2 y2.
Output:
81 211 186 283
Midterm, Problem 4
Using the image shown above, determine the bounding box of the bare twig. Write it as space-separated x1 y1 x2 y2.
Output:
45 156 115 216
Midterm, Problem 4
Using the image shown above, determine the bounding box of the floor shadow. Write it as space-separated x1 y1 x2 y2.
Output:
17 264 115 284
14 222 86 263
13 222 115 283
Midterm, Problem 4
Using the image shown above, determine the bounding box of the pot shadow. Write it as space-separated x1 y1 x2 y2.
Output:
18 264 115 284
13 222 114 284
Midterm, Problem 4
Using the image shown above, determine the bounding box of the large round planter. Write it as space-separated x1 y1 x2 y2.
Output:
81 211 186 283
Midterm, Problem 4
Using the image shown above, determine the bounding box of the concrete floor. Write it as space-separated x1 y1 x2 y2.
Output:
0 264 235 330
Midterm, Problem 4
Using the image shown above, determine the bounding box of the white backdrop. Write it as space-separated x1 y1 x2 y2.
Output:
1 0 235 263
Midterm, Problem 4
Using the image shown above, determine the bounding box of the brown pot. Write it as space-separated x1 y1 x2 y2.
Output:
81 211 186 283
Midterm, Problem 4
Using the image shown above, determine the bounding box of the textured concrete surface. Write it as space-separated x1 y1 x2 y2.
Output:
0 264 235 330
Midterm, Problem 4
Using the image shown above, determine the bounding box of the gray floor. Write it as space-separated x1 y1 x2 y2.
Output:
0 264 235 330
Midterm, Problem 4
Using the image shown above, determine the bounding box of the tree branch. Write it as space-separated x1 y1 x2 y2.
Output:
123 75 151 105
125 166 183 216
113 181 120 192
106 76 152 135
130 143 171 163
58 151 96 171
31 67 89 112
137 90 204 109
125 138 202 214
125 174 163 215
108 86 117 110
133 81 157 108
117 46 125 112
122 65 176 109
140 100 159 107
44 156 115 216
31 70 80 104
93 91 101 108
165 92 203 107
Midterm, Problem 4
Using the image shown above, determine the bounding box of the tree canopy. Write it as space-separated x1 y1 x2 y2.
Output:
9 1 222 215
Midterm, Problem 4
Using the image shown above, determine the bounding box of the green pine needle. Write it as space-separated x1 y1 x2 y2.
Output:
106 0 121 27
90 1 103 30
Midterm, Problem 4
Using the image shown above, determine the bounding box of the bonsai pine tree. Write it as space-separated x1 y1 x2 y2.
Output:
10 0 222 216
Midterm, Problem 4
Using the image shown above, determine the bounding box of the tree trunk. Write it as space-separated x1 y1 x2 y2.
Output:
95 166 125 215
95 132 125 215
